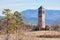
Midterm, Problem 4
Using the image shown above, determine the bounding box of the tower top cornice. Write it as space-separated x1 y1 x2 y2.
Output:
38 6 44 10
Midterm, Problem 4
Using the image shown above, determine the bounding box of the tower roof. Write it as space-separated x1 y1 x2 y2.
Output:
38 6 44 9
38 6 44 10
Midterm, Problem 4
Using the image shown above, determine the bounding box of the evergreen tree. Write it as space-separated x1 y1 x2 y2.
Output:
2 9 11 40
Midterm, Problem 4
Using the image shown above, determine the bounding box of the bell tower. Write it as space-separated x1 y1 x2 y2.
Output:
38 6 45 30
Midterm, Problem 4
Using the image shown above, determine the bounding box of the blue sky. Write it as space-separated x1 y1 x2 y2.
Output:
0 0 60 16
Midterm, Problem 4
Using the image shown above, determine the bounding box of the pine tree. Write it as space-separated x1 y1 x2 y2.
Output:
2 9 11 40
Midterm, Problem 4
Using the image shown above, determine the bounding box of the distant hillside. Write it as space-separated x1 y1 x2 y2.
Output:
21 9 60 25
0 9 60 25
0 16 3 19
45 10 60 25
21 9 38 24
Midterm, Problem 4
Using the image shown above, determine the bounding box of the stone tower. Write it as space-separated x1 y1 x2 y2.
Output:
38 6 45 30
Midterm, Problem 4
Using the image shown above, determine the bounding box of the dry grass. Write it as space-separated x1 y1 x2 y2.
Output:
0 31 60 40
24 31 60 38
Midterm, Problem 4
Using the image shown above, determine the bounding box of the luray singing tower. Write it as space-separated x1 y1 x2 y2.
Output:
38 6 45 30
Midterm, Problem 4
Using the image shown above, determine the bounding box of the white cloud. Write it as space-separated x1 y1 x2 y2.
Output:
45 6 60 10
0 13 4 16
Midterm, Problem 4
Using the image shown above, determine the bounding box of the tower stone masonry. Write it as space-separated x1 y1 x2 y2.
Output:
38 6 45 30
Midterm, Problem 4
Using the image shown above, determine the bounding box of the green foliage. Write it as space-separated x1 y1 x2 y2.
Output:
2 9 24 31
2 9 11 16
14 11 23 21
